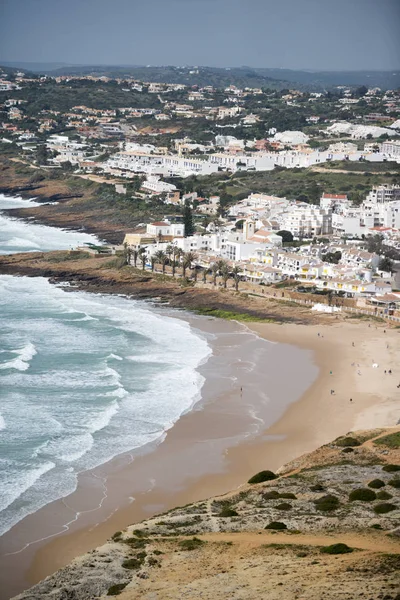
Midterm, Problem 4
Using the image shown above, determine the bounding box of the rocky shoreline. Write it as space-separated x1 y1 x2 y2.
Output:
0 251 332 325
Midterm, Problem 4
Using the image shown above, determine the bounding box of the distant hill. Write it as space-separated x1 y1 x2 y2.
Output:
1 62 399 90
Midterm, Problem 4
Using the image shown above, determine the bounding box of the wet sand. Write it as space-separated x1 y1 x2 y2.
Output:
2 316 399 600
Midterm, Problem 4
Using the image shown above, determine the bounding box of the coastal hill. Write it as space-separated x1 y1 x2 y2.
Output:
14 428 400 599
2 62 400 90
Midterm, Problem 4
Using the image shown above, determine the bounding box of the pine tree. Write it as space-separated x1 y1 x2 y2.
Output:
183 201 195 237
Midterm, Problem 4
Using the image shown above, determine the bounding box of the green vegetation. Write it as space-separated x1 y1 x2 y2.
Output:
382 464 400 473
349 488 377 502
122 557 143 570
263 491 281 500
219 507 239 517
265 521 287 530
310 483 324 492
107 583 128 596
275 502 292 511
373 503 397 514
180 162 400 209
111 531 122 541
320 543 354 555
314 495 340 512
194 307 275 323
388 478 400 489
279 492 297 499
248 470 277 484
376 491 393 500
368 479 385 489
374 432 400 449
335 436 361 447
178 537 205 551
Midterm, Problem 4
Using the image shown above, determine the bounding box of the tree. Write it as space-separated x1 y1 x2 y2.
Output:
131 248 139 268
277 230 293 243
322 251 342 264
231 266 241 292
35 144 48 165
378 257 393 273
202 267 208 284
138 247 147 270
211 263 219 286
182 251 197 278
173 247 184 277
154 250 167 274
183 201 195 237
221 263 230 289
150 256 156 272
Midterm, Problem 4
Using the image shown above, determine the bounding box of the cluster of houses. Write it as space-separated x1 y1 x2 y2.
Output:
121 185 400 310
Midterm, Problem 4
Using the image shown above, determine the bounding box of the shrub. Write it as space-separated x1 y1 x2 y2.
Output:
263 491 280 500
276 503 292 511
376 491 393 500
122 558 142 570
388 478 400 489
107 583 128 596
248 470 277 484
336 437 361 447
178 537 204 551
382 464 400 473
374 503 397 514
111 531 122 541
349 488 377 502
342 447 354 454
279 492 297 499
219 507 238 517
368 479 385 489
265 521 287 530
310 483 324 492
320 543 353 555
314 495 340 512
374 432 400 448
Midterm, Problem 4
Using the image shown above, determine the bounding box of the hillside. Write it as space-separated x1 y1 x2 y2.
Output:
14 428 400 600
2 62 399 90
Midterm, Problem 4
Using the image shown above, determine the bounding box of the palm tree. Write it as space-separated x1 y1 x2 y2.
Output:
138 247 147 271
154 250 168 274
182 251 197 278
131 248 139 268
165 244 174 263
211 263 219 286
123 242 131 265
150 256 156 272
220 263 230 289
231 266 241 292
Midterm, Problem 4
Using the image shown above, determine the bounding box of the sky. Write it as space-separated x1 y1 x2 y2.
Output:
0 0 399 71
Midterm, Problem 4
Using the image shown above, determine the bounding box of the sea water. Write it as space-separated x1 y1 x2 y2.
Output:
0 197 211 537
0 193 102 254
0 276 210 537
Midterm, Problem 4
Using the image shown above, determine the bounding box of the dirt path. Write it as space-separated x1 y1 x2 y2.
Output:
199 531 400 553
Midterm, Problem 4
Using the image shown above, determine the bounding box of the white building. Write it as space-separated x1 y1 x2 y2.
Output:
141 176 177 195
279 205 332 237
146 221 184 238
381 140 400 158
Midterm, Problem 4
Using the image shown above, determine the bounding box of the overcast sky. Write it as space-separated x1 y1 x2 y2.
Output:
0 0 399 70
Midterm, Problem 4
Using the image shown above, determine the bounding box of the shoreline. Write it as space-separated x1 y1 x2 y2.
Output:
1 304 398 599
0 311 317 599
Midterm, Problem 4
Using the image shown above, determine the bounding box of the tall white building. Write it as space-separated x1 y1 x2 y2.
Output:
280 205 332 237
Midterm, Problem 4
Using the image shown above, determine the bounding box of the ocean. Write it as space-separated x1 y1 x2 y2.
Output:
0 193 101 254
0 196 211 537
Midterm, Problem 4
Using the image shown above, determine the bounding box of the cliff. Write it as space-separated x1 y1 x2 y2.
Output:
14 428 400 600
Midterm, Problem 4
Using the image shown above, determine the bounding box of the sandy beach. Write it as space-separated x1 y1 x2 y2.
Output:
1 315 399 600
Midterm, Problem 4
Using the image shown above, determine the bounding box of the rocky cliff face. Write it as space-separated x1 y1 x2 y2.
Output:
13 429 400 600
